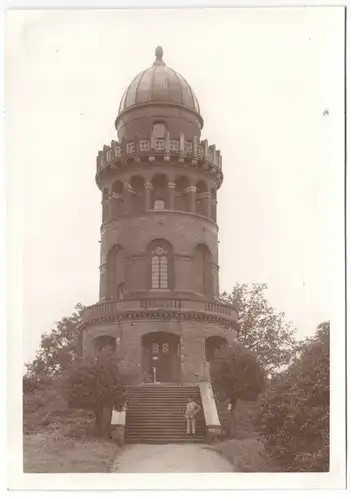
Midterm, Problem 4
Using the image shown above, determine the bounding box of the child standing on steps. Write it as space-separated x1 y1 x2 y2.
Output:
185 397 201 436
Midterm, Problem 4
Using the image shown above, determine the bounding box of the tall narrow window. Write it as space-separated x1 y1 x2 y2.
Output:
152 123 166 139
116 283 125 300
152 246 168 289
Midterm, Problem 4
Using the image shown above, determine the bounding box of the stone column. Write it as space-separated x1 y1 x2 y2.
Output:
204 193 212 218
124 182 133 214
167 182 176 210
144 182 153 211
186 186 197 213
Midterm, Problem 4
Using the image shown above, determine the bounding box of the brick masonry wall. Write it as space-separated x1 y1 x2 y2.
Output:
100 211 219 297
82 318 237 383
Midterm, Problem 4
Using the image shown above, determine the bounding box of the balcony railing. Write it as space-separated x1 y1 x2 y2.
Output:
96 134 222 175
82 297 238 324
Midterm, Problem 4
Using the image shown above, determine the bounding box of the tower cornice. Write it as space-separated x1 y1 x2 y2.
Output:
96 134 223 189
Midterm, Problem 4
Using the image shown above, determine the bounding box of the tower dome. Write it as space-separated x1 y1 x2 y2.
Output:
118 46 201 115
115 47 203 140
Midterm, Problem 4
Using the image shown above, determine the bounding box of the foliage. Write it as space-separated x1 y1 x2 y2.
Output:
23 303 127 437
257 321 330 472
211 342 265 410
221 283 298 374
24 303 85 386
65 349 126 413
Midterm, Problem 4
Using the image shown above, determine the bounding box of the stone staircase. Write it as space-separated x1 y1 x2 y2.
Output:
124 384 207 444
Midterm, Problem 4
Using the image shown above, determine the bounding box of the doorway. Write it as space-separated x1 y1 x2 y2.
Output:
142 332 180 383
205 335 227 362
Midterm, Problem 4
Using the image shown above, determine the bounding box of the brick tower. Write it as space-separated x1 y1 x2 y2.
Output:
81 47 239 384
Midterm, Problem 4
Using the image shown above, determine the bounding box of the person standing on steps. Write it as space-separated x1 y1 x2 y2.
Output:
185 397 201 436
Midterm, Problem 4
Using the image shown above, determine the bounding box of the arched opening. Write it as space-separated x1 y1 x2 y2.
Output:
130 176 145 214
194 244 213 297
196 180 208 216
152 122 166 139
93 335 118 362
205 336 227 362
102 188 109 223
151 174 168 210
175 176 190 212
106 244 125 299
116 282 125 300
210 187 217 222
148 239 174 290
154 199 165 211
111 180 124 218
141 332 180 383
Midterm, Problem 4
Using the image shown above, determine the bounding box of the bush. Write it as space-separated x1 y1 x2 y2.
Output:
211 342 265 409
257 322 329 472
65 350 127 437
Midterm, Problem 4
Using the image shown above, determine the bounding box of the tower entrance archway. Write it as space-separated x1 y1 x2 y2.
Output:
205 335 227 362
142 332 180 383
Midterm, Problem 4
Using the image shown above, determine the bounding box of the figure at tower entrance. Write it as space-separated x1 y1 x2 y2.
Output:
81 47 239 383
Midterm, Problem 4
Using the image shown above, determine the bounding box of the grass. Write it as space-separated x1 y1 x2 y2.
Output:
213 399 275 472
23 384 120 473
214 436 274 472
23 430 118 473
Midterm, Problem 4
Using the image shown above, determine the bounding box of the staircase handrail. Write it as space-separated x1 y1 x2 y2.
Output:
142 372 153 384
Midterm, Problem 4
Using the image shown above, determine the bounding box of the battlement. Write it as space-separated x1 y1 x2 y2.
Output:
96 133 222 181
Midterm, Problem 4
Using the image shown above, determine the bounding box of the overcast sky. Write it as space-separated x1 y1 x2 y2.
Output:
6 8 344 363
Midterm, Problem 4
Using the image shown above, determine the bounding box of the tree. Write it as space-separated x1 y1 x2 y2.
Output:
221 283 298 374
24 303 85 387
65 347 127 438
257 321 330 472
211 342 265 410
23 304 128 438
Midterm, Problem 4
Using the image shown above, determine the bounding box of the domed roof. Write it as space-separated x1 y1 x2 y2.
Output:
118 46 201 116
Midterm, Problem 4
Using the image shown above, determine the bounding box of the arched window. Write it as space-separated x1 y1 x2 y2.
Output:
130 176 145 214
152 122 166 139
111 180 124 218
151 174 168 209
148 240 174 290
154 199 165 211
152 246 168 289
116 283 125 300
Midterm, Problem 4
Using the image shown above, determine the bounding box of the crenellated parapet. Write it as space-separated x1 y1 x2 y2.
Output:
96 133 223 187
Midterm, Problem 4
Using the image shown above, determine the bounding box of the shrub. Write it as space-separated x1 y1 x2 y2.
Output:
65 350 126 437
257 322 329 472
211 342 265 410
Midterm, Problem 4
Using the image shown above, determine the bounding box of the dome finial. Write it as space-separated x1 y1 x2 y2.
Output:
154 46 165 66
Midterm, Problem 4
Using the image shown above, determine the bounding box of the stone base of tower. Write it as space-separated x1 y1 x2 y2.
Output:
81 304 238 384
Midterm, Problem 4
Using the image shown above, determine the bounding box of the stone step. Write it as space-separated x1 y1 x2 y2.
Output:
125 424 205 430
124 384 206 444
124 438 206 444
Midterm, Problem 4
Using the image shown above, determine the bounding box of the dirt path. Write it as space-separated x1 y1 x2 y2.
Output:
111 443 235 473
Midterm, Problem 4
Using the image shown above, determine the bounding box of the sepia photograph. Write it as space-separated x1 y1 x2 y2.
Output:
5 5 346 490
